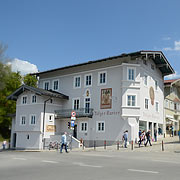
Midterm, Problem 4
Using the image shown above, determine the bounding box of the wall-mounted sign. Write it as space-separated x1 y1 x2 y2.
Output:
100 88 112 109
46 125 56 132
149 86 155 105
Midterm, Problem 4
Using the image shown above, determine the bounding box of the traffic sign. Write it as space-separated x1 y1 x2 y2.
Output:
71 120 75 127
71 116 76 120
71 111 76 117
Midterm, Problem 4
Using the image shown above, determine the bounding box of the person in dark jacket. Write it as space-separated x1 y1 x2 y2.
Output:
145 130 152 146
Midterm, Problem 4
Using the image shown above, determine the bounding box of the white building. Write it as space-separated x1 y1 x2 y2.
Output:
8 51 174 149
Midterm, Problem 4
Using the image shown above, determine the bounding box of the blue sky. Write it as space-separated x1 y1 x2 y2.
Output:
1 0 180 78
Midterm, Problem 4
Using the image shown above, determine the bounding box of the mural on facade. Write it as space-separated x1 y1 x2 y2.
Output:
100 88 112 109
149 86 155 105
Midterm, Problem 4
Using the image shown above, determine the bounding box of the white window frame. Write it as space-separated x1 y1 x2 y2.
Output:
21 95 28 105
84 97 91 114
43 81 50 90
52 79 59 91
31 94 37 104
80 122 88 132
98 71 107 85
84 74 92 87
127 94 136 107
155 80 158 91
29 114 36 125
72 98 80 110
144 74 148 86
127 67 136 81
20 115 26 125
96 121 105 132
145 98 149 109
74 76 81 89
155 102 159 112
49 114 54 122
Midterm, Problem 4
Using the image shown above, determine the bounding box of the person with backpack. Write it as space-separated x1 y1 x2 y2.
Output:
145 130 152 146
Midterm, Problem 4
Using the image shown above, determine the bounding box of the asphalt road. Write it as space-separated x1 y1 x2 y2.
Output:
0 150 180 180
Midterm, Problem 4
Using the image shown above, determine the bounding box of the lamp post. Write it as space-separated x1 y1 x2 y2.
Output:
42 97 52 149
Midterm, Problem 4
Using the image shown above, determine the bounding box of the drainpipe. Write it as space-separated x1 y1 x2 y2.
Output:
42 97 52 149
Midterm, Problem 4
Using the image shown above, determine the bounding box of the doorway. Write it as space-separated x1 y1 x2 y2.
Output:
73 125 77 139
13 133 16 148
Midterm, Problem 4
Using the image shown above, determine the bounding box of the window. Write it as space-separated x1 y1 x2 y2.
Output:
74 76 81 88
145 98 149 109
127 95 136 106
144 74 148 86
85 98 90 113
98 71 107 85
127 68 135 81
27 134 30 140
80 122 88 132
73 98 80 110
20 116 26 125
156 102 159 112
30 115 36 125
49 115 53 122
151 64 155 70
174 103 177 111
85 74 92 87
22 96 27 104
44 81 50 90
97 122 105 132
155 80 158 90
53 80 59 91
165 99 169 108
32 95 37 103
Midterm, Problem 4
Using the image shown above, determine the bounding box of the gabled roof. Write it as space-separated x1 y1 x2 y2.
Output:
7 85 69 101
164 79 180 87
32 50 174 77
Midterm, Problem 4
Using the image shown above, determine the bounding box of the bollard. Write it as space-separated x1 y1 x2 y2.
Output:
117 141 119 150
94 140 96 150
131 140 133 150
162 140 164 151
104 140 106 149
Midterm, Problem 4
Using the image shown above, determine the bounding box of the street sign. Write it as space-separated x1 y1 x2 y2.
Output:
71 120 75 127
71 111 76 117
71 116 76 120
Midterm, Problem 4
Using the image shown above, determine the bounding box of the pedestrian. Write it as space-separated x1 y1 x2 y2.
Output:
145 130 152 146
2 140 7 150
171 126 174 137
138 129 142 147
154 129 157 142
123 130 128 148
60 132 68 153
178 130 180 141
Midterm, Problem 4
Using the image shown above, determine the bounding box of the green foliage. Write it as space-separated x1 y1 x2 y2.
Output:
0 45 22 138
23 74 38 87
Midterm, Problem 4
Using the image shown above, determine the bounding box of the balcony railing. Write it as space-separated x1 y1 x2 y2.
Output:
54 108 93 118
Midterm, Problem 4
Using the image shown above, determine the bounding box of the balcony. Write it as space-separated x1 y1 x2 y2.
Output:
54 108 93 118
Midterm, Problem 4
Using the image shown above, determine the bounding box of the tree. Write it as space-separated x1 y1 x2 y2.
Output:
23 74 38 87
0 43 22 139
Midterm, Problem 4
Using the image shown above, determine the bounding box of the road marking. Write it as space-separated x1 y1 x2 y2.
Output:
73 162 102 168
41 160 58 164
128 169 159 174
152 160 180 164
80 154 114 158
13 157 27 161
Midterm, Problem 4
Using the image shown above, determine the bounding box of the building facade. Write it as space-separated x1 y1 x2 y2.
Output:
8 51 174 149
164 79 180 136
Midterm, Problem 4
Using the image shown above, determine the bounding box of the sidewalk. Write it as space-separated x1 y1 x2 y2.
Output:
72 136 180 153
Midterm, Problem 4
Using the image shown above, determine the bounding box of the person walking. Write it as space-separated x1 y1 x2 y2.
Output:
123 130 128 148
154 129 157 142
60 132 68 153
138 129 142 147
145 130 152 146
2 140 6 150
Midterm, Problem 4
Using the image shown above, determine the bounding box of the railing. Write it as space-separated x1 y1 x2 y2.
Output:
55 108 93 118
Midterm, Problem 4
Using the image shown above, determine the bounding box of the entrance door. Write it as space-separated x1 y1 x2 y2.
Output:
73 125 77 139
13 133 16 148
